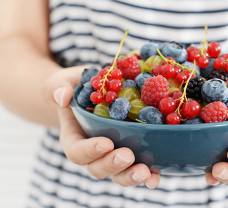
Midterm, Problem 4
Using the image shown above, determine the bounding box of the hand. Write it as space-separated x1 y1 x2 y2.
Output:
47 66 160 189
206 154 228 185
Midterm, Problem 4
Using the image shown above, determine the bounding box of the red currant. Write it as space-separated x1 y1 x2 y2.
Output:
159 97 177 115
166 112 181 125
213 57 225 71
90 91 103 104
224 62 228 73
160 64 176 79
181 99 201 119
105 91 117 103
187 47 200 62
91 76 102 90
107 79 122 92
176 71 188 83
207 42 221 58
222 54 228 59
109 68 122 80
152 65 162 76
196 55 209 69
174 66 182 74
99 68 109 77
171 90 182 105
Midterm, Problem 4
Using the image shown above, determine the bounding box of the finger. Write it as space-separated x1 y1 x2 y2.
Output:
212 162 228 183
145 173 160 189
62 135 114 165
205 173 219 186
112 163 151 187
53 85 74 107
87 147 135 179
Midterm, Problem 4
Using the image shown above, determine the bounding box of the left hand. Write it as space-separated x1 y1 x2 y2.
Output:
206 153 228 185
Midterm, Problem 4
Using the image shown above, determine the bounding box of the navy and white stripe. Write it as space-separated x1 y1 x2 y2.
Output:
28 0 228 207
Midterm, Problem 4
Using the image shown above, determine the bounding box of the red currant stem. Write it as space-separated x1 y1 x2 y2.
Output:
99 30 129 94
175 63 195 115
200 25 208 56
157 49 195 73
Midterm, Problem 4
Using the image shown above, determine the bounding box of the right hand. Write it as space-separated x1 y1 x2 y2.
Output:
47 66 160 189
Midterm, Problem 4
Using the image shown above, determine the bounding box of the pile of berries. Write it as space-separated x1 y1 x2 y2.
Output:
75 39 228 125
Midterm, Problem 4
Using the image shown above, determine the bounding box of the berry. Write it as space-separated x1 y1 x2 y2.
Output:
187 47 200 62
176 71 189 84
181 99 201 119
128 99 145 120
213 57 224 71
159 97 177 115
183 117 203 124
105 91 117 104
161 42 187 63
135 73 152 89
90 91 104 104
196 55 209 69
77 82 93 108
186 77 206 99
91 75 102 90
140 42 158 60
139 106 164 124
80 67 98 84
109 68 122 80
200 58 215 79
171 90 182 105
166 112 181 125
141 75 169 107
118 87 140 101
200 101 228 123
109 98 131 120
209 71 228 82
94 104 110 118
117 55 141 79
123 80 136 88
99 68 109 77
201 78 228 103
159 64 177 79
207 42 221 58
107 79 122 92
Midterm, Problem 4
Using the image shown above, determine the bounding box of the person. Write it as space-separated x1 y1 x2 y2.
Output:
0 0 228 207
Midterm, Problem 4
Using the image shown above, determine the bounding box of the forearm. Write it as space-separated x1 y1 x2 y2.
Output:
0 35 60 127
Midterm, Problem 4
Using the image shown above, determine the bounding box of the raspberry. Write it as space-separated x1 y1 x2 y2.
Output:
141 75 169 107
200 101 228 123
117 55 141 79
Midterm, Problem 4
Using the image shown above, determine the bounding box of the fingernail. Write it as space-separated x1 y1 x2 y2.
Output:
145 181 157 189
216 168 228 180
132 172 147 183
113 153 131 165
96 143 112 154
53 87 67 107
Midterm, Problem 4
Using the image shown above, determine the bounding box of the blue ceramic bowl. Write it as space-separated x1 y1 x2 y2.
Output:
71 96 228 176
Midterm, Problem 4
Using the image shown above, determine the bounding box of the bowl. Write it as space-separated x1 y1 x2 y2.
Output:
71 91 228 176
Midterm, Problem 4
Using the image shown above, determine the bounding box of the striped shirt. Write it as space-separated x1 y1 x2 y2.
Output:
27 1 228 208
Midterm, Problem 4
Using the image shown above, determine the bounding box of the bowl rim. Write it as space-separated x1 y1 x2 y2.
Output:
71 99 228 131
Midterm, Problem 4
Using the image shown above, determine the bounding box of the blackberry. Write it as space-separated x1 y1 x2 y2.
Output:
209 71 228 82
186 77 206 99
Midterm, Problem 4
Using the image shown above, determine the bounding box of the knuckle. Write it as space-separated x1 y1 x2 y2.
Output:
87 166 105 180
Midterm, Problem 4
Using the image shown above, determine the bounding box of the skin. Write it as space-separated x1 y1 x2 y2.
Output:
0 0 227 188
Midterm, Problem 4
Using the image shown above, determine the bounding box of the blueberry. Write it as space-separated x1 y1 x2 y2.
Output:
80 67 98 84
135 73 152 90
201 78 228 103
140 42 159 60
200 59 215 79
123 80 136 88
139 106 164 124
77 82 93 108
161 42 187 63
183 117 204 124
109 98 131 120
182 61 200 76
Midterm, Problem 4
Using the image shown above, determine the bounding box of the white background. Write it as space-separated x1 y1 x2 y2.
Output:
0 105 44 208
